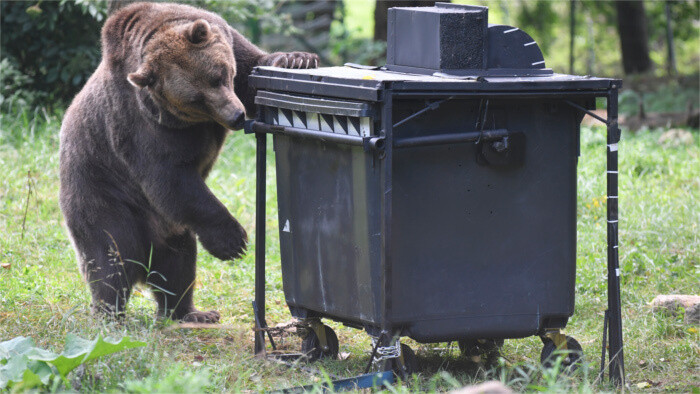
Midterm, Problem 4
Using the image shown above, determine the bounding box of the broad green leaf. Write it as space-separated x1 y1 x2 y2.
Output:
27 360 54 385
50 334 146 377
0 336 35 359
24 346 59 362
18 367 44 389
0 353 28 389
0 334 145 388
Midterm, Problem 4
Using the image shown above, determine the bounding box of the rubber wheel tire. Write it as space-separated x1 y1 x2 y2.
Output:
390 343 417 378
458 339 504 358
540 336 583 370
301 325 339 362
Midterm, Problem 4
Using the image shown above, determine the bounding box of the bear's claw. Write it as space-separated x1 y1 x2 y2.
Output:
198 218 248 261
262 51 320 69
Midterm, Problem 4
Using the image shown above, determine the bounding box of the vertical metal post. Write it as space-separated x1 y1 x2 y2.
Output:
606 86 624 385
254 131 267 355
379 90 395 358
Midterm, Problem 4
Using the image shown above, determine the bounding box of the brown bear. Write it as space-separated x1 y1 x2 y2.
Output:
59 2 318 322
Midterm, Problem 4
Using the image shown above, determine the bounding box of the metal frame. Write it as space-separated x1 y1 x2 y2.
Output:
248 84 624 385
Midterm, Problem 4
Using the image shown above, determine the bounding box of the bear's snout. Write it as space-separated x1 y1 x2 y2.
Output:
226 110 246 130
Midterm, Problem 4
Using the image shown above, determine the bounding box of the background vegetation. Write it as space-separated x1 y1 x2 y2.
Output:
1 0 698 392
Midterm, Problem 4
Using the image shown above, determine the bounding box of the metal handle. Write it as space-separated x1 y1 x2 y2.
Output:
245 120 385 151
393 128 511 149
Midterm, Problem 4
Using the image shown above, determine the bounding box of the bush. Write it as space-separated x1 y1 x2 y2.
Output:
0 1 107 108
0 56 46 113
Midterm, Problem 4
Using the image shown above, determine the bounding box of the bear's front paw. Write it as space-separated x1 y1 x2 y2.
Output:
181 310 221 324
261 51 320 69
198 219 248 261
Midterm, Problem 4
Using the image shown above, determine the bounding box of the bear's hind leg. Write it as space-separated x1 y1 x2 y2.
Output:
148 230 220 323
75 226 147 318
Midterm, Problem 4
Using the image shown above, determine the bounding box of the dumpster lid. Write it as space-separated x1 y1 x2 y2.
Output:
250 66 619 102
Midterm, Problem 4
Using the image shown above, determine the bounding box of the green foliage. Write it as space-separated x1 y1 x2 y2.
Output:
0 57 46 113
196 0 294 43
0 334 146 390
514 0 559 55
460 0 699 76
645 0 700 75
618 78 700 116
328 8 386 66
0 1 107 108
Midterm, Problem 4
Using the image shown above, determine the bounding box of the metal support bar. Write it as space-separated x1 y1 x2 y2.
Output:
393 96 453 128
394 129 510 149
254 131 268 355
564 99 609 125
247 121 385 151
394 90 613 100
606 87 625 386
275 371 395 393
252 301 276 351
599 309 609 381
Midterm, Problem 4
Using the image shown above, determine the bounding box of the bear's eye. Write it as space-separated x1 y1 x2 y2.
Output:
210 69 228 88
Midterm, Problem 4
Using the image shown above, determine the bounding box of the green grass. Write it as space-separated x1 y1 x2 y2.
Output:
1 107 698 392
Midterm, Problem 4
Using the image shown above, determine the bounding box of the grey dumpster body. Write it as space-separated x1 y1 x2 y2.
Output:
247 3 624 383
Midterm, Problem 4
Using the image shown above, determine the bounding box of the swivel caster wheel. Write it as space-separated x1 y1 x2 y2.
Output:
301 323 339 362
388 343 417 379
540 335 582 370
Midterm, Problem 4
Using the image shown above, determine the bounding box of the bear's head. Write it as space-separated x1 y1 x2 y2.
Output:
127 19 246 130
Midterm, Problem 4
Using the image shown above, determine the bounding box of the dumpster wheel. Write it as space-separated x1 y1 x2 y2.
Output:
301 323 339 362
457 338 503 360
540 335 582 370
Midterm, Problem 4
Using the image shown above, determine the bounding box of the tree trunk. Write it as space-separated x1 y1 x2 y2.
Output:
374 1 439 41
665 0 677 76
569 0 576 74
615 0 652 74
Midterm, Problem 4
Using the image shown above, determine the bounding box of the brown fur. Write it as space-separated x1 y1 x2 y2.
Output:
59 2 318 322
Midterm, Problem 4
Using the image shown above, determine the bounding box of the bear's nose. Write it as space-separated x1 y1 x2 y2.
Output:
227 110 245 130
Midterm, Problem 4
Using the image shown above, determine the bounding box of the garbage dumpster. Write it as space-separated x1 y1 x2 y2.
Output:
247 3 624 382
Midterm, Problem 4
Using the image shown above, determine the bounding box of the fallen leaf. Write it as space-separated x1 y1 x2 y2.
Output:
638 360 647 367
636 382 651 389
1 263 10 269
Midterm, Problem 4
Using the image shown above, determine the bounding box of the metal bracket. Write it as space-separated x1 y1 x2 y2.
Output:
308 320 329 352
543 329 568 350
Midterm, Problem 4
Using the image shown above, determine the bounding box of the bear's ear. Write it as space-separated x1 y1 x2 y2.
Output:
127 65 154 89
185 19 211 45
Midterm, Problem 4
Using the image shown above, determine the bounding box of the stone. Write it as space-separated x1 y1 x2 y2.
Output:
684 303 700 325
650 295 700 316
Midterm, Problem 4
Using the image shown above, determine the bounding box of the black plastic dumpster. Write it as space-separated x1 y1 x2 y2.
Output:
247 3 624 384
